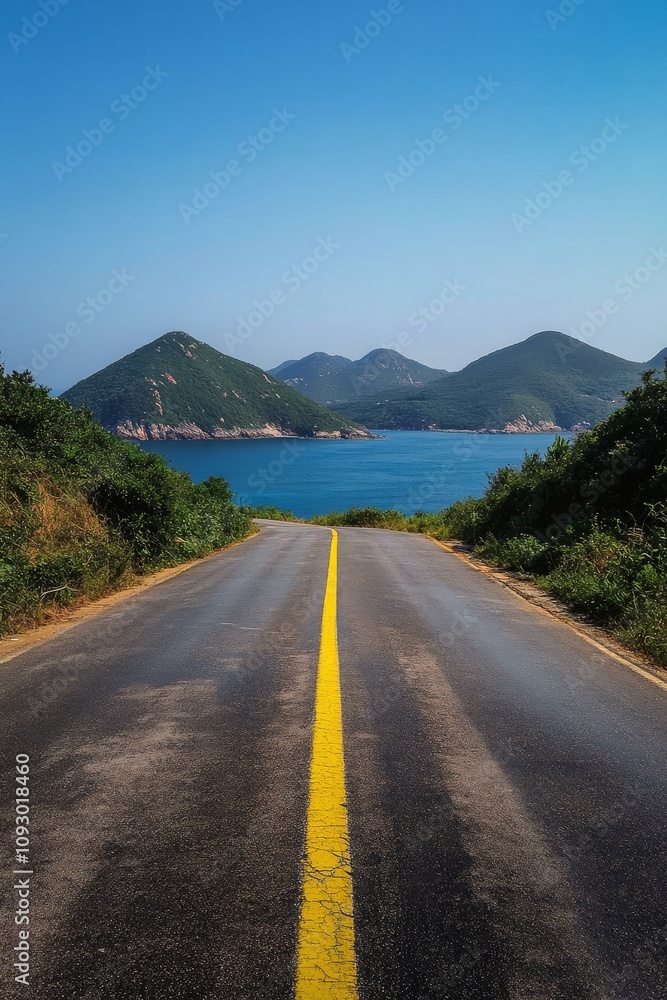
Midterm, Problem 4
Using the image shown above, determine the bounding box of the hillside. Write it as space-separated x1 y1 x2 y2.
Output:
337 332 654 431
268 352 353 401
0 365 252 635
271 349 447 405
267 359 299 376
647 347 667 369
62 333 372 440
268 352 352 383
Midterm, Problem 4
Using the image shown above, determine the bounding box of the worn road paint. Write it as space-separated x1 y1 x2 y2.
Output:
295 529 359 999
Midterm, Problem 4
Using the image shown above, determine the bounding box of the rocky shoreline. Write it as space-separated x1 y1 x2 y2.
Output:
488 416 563 434
111 420 376 441
110 416 569 440
432 416 567 434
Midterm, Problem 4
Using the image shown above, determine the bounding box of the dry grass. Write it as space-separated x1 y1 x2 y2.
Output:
25 480 108 560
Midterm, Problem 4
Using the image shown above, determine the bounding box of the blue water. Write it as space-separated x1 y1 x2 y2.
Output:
138 431 563 519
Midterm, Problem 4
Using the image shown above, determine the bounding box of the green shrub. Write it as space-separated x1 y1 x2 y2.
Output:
0 366 251 635
476 534 551 574
312 507 409 530
243 505 300 522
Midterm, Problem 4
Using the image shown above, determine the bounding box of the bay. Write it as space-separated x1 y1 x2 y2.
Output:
138 430 564 519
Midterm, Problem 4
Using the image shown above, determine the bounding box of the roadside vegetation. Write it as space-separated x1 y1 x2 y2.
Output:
311 507 446 533
242 505 300 522
311 368 667 666
0 366 252 636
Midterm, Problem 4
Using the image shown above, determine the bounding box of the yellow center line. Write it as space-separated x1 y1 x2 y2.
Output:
295 529 359 999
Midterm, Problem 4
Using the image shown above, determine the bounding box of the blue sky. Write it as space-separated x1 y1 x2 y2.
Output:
1 0 665 393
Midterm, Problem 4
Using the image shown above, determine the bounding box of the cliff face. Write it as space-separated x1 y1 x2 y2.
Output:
494 416 562 434
112 421 373 441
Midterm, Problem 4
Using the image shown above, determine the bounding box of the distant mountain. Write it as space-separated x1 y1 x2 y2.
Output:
646 347 667 369
269 352 353 386
336 331 656 431
62 333 372 440
267 359 299 376
271 349 447 405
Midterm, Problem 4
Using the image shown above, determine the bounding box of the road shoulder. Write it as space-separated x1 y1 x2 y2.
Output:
0 530 261 666
429 536 667 692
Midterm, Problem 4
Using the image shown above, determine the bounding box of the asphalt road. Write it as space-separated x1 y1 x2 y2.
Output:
1 522 666 999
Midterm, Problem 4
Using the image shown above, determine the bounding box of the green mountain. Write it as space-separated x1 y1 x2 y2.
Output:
336 331 656 431
62 333 372 440
271 349 447 405
268 352 353 391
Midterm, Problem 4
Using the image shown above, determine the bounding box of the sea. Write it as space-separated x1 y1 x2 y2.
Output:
138 431 564 519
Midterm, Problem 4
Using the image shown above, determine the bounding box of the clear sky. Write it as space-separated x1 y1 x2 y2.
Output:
1 0 665 393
